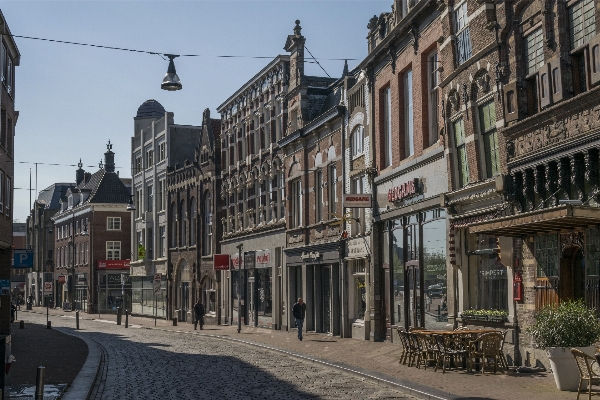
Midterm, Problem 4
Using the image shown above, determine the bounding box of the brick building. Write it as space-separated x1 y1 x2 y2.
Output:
52 144 132 313
130 100 201 318
166 109 221 324
217 39 290 330
361 0 448 342
11 222 26 299
463 0 600 367
0 11 18 345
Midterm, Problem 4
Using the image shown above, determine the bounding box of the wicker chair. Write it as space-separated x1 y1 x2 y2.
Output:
571 348 600 400
415 333 438 370
467 332 504 374
406 332 420 367
498 330 509 370
397 328 410 365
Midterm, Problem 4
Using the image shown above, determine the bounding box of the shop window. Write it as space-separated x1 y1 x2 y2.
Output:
455 2 472 66
422 209 448 326
535 234 559 277
390 219 404 327
476 235 507 311
257 268 272 319
349 259 366 320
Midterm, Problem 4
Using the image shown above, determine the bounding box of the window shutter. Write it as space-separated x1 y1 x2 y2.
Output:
538 64 552 109
503 81 519 122
589 34 600 87
548 57 564 103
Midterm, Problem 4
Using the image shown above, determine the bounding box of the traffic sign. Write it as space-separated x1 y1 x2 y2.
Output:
13 249 34 268
153 274 161 295
44 282 53 293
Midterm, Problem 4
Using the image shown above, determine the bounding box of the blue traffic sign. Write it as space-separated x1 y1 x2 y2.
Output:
13 249 33 268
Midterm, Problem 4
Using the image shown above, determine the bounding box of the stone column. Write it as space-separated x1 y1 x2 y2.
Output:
546 161 559 207
534 165 546 209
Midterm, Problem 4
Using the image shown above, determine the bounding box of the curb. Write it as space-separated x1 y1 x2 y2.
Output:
54 328 102 400
145 326 456 400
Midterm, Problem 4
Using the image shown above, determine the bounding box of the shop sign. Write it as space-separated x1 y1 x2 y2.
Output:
346 238 368 258
255 250 272 268
98 260 131 269
58 276 66 284
244 251 256 269
44 282 53 293
0 279 10 296
479 269 506 278
213 254 231 270
107 274 131 286
343 194 372 208
231 253 241 269
388 178 419 203
300 251 322 261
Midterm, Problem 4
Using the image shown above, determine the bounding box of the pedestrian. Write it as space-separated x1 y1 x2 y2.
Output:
292 297 306 341
10 303 16 323
194 299 205 330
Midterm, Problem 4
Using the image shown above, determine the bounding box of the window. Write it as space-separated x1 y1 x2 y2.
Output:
291 179 303 228
536 234 559 277
158 142 166 162
455 2 472 65
0 170 4 213
159 226 166 257
179 200 186 247
0 45 5 84
84 242 89 264
106 241 121 260
136 188 142 218
157 179 164 211
147 228 153 259
506 91 515 114
405 69 414 157
134 155 142 175
5 177 10 215
479 101 500 178
0 108 5 150
107 217 121 230
203 193 212 256
147 184 153 212
3 46 13 94
569 0 596 49
328 164 337 218
351 176 367 235
525 28 544 76
190 197 197 247
316 170 323 222
428 52 439 146
351 126 364 158
146 148 154 168
171 203 177 247
76 220 80 234
476 235 508 311
278 170 285 220
382 87 392 167
454 118 469 187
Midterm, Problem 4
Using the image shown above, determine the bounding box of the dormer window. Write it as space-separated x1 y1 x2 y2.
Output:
68 195 73 208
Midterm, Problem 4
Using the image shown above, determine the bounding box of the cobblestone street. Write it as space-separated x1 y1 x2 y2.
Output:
20 313 418 400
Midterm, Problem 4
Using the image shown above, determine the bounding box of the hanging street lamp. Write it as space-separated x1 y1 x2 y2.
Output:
161 54 182 91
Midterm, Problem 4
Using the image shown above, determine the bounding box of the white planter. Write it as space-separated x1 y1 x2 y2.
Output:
546 346 596 391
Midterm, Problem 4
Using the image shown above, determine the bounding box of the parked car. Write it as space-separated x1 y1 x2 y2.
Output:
427 284 443 298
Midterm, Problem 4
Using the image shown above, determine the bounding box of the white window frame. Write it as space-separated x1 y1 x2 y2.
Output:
106 241 121 260
525 27 544 76
145 148 154 169
351 126 364 158
328 164 337 218
405 69 414 157
158 141 166 162
291 179 303 228
107 217 122 231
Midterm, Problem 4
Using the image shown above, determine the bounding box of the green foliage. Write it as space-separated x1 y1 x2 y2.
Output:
461 309 508 320
527 300 600 349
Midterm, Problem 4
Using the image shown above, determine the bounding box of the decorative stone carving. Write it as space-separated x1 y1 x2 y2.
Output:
475 74 490 94
524 169 535 211
221 217 228 237
410 24 419 55
560 231 584 252
448 91 460 112
586 149 599 200
388 47 397 74
558 158 571 201
572 153 585 201
546 161 559 207
367 15 379 32
534 165 546 205
237 212 244 231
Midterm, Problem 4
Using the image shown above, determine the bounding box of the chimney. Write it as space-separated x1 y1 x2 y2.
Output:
104 140 115 173
76 159 85 186
85 172 92 184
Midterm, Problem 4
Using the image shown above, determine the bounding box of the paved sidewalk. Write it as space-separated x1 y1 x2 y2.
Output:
27 307 593 400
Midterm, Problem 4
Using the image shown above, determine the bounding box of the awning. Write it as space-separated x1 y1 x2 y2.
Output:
469 205 600 237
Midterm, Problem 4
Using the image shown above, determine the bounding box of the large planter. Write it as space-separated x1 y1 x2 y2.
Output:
547 346 595 391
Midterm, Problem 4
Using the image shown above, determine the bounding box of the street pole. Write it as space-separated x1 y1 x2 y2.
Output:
71 213 76 312
236 243 243 334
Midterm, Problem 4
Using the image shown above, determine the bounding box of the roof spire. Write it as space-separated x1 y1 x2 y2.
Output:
342 60 349 77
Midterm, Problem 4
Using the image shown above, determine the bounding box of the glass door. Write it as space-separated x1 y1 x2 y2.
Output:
322 267 331 333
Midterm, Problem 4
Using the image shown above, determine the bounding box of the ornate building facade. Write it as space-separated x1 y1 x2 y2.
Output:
166 109 221 324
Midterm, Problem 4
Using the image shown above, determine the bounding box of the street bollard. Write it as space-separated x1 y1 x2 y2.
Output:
47 321 51 329
125 310 129 328
35 366 45 400
19 320 24 329
116 307 122 325
172 317 177 326
76 311 80 330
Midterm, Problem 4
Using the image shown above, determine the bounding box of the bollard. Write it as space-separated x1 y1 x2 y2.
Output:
125 310 129 328
35 366 45 400
116 307 122 325
76 311 80 330
47 321 51 329
19 320 24 329
172 317 178 326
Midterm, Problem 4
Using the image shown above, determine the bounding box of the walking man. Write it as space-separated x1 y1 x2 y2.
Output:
292 297 306 341
194 299 205 330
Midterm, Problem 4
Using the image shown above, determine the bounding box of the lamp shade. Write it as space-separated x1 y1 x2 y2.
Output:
161 54 182 91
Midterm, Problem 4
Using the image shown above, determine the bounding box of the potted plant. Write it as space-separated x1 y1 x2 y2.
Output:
528 300 600 391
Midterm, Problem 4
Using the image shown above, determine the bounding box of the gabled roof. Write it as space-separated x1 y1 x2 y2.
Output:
82 169 130 204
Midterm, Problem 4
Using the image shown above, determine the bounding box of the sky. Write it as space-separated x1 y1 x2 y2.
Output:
2 0 390 222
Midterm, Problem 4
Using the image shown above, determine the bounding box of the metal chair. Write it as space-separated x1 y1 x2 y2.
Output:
467 332 504 374
571 348 600 400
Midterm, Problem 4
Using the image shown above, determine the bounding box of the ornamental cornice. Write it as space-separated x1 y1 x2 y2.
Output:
445 179 499 206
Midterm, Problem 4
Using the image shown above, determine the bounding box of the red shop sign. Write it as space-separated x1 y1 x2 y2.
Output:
388 178 419 203
58 276 66 284
213 254 231 271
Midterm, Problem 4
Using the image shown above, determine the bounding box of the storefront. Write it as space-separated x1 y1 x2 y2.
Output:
97 260 132 313
346 237 369 340
74 273 88 312
285 242 344 336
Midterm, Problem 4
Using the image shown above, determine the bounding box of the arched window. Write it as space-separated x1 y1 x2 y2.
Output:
170 202 177 247
189 197 197 246
179 199 186 247
351 125 364 158
203 192 212 255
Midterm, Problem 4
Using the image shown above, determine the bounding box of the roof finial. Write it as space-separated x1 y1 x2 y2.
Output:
107 140 112 151
99 159 104 169
78 158 83 169
294 20 302 36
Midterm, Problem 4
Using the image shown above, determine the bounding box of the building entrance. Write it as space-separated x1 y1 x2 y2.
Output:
321 266 331 334
560 246 585 302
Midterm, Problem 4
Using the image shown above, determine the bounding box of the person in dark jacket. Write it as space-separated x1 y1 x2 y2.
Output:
292 298 306 341
194 299 205 330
